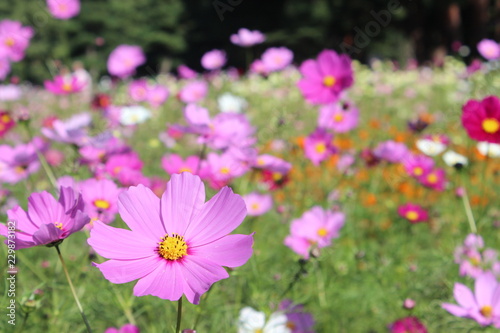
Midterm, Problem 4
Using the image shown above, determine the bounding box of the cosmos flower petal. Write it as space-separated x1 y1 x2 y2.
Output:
185 186 246 245
475 272 498 307
27 191 61 227
133 260 184 301
88 221 156 260
7 206 39 234
32 223 63 245
160 172 205 235
454 283 476 309
442 303 469 317
190 234 254 268
180 256 229 304
118 184 164 240
95 256 161 284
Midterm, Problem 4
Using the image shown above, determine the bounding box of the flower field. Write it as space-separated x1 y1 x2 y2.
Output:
1 12 500 333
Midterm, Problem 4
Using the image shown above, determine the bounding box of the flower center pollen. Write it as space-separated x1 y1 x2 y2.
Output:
94 199 111 210
333 113 344 122
405 211 419 221
482 118 500 134
413 167 423 176
315 143 326 154
317 227 328 237
158 234 188 260
323 75 336 87
480 305 493 318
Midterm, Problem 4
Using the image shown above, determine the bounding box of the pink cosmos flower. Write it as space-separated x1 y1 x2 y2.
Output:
107 45 146 79
297 49 354 105
0 137 45 184
47 0 80 20
146 85 169 108
128 79 149 102
42 112 91 146
0 111 15 137
304 128 335 166
204 152 249 189
462 96 500 144
442 272 500 328
44 74 86 95
403 154 434 178
261 47 293 72
253 154 292 174
284 206 345 259
477 39 500 61
318 101 359 133
230 28 265 47
418 168 446 191
104 323 140 333
389 316 428 333
250 59 268 75
177 65 197 79
161 154 201 175
0 20 34 62
242 192 273 216
201 49 227 71
0 58 11 80
397 203 429 223
179 80 208 104
88 172 254 304
205 113 256 150
0 187 90 249
454 234 500 279
80 178 122 225
279 299 315 333
373 141 409 163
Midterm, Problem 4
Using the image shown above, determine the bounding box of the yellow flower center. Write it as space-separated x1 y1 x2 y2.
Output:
413 167 423 176
286 321 297 329
5 37 15 47
220 167 230 175
250 203 260 211
113 166 122 175
315 143 326 154
317 227 328 237
333 113 344 122
254 329 263 333
179 167 192 173
1 114 11 123
14 166 26 174
480 305 493 318
405 211 419 221
427 173 438 184
54 222 63 230
93 199 110 210
257 158 265 166
470 257 481 267
272 172 283 181
62 82 72 92
323 75 336 87
482 118 500 134
158 234 188 261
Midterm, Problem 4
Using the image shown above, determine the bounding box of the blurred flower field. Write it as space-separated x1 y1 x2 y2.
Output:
1 13 500 333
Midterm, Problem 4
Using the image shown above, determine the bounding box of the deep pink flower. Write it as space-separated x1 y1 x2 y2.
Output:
403 154 434 178
161 154 201 175
389 316 428 333
318 101 359 133
44 74 86 95
0 187 90 249
304 129 335 166
261 47 293 72
442 272 500 327
284 206 345 259
104 323 140 333
204 152 249 189
0 20 34 62
397 203 429 223
107 45 146 79
201 49 227 70
80 178 122 225
179 81 208 104
230 28 265 47
242 192 273 216
477 39 500 61
47 0 80 20
462 96 500 143
250 59 268 75
177 65 197 79
297 50 354 105
0 111 15 137
418 168 447 191
88 173 254 304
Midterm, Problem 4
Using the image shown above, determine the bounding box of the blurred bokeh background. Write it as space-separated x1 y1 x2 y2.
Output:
2 0 499 82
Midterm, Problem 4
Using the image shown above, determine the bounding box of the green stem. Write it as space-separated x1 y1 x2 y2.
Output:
17 312 29 333
460 185 477 234
55 245 93 333
175 297 183 333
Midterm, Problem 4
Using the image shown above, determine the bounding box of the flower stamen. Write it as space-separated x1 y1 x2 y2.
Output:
158 234 188 260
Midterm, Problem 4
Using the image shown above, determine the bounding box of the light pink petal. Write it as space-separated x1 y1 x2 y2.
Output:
32 223 63 245
185 186 246 245
7 206 38 234
118 184 164 240
88 221 156 260
442 303 469 317
475 272 498 307
179 256 229 304
94 256 161 284
189 234 253 268
160 173 205 236
132 260 183 301
454 283 477 308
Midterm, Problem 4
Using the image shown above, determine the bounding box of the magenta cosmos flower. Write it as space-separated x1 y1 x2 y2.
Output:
179 80 208 104
477 39 500 61
297 49 354 105
230 28 265 47
201 49 227 70
88 172 254 304
462 96 500 144
242 192 273 216
442 272 500 328
397 203 429 224
304 128 336 166
318 101 359 133
47 0 80 20
0 20 34 62
80 178 122 225
418 167 447 191
284 206 345 259
403 153 434 178
373 140 409 163
389 316 428 333
44 74 86 95
104 324 139 333
161 154 201 176
261 47 293 72
0 187 90 249
107 45 146 79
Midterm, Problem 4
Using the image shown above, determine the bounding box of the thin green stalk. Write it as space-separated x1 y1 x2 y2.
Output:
17 312 29 333
55 245 92 333
460 185 477 234
175 297 183 333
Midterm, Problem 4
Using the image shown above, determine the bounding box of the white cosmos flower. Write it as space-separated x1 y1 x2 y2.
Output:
443 150 468 167
238 307 291 333
218 93 248 113
477 142 500 158
416 139 446 156
0 84 22 101
119 105 151 126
